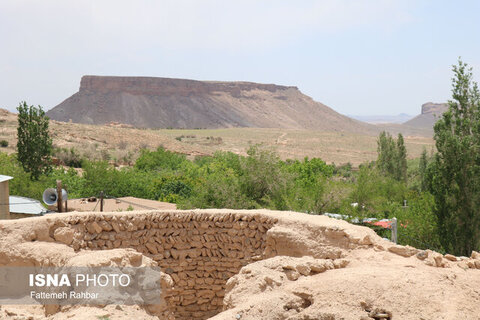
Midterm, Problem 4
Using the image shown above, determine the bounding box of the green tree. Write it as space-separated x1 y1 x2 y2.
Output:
348 165 407 220
418 147 428 191
134 146 188 172
377 131 397 177
396 133 407 182
16 102 53 180
428 59 480 255
239 145 283 205
376 131 407 182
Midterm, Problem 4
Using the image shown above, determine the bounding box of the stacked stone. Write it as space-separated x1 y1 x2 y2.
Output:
57 211 277 320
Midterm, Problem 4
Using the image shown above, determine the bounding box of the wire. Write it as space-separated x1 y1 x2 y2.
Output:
92 199 100 212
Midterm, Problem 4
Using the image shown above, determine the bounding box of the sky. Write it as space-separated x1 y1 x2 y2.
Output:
1 0 479 116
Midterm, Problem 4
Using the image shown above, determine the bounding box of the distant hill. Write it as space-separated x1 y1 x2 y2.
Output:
403 102 448 131
46 76 376 133
349 113 414 124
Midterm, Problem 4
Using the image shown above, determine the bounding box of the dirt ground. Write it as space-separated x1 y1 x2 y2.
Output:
0 209 479 319
0 109 433 166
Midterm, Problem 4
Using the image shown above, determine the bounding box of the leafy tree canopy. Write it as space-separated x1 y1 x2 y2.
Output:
16 102 52 180
428 58 480 255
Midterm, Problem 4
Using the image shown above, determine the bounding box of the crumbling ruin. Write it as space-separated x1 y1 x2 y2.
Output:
1 209 480 319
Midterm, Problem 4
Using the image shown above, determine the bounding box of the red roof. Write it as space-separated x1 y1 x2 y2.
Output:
364 220 392 229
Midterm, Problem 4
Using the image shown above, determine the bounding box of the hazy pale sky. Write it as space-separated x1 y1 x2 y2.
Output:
1 0 479 116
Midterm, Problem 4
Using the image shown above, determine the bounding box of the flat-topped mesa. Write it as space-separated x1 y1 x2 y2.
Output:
421 102 448 115
79 75 297 96
47 75 375 131
403 102 449 134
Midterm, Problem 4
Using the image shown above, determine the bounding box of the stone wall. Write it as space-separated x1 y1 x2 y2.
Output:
1 209 383 319
3 210 480 319
51 210 277 319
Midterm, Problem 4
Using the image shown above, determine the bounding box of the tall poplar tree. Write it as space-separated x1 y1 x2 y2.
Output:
16 102 52 180
396 133 407 183
418 147 428 191
429 59 480 255
377 131 397 177
376 131 407 183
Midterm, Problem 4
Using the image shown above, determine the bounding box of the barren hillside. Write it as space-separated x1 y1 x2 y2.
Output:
403 102 448 133
46 76 377 133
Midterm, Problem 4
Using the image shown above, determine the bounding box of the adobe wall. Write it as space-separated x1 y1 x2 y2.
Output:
0 209 382 319
0 181 9 220
52 210 276 319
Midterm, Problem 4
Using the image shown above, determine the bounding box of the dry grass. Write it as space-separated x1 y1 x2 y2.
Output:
0 110 434 166
156 128 433 165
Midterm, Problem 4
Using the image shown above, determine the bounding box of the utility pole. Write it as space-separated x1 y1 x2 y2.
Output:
391 217 398 244
56 180 63 213
100 191 104 212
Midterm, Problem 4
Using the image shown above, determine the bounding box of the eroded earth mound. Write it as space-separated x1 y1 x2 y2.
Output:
0 209 479 319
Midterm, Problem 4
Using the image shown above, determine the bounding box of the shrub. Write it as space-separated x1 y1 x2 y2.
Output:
118 140 127 150
101 150 111 161
395 191 442 251
53 147 83 168
135 147 188 172
0 140 8 147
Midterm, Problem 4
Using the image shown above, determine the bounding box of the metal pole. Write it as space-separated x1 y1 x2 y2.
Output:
64 185 68 212
100 191 104 212
56 180 63 213
391 217 397 244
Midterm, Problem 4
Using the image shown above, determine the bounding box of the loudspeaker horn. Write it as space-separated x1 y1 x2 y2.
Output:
59 188 68 202
42 188 68 206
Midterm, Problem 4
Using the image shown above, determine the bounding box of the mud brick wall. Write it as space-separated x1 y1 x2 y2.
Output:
53 211 277 319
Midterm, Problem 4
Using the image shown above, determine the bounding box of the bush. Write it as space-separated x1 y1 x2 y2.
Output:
118 140 127 150
0 153 51 200
343 165 408 220
53 147 84 168
239 145 283 205
179 164 256 209
395 191 442 251
0 140 8 147
333 162 353 178
135 147 188 172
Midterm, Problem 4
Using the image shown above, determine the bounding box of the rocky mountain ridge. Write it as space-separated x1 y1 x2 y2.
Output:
420 102 449 115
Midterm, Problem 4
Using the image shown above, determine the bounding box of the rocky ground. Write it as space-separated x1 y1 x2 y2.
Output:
0 209 479 319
